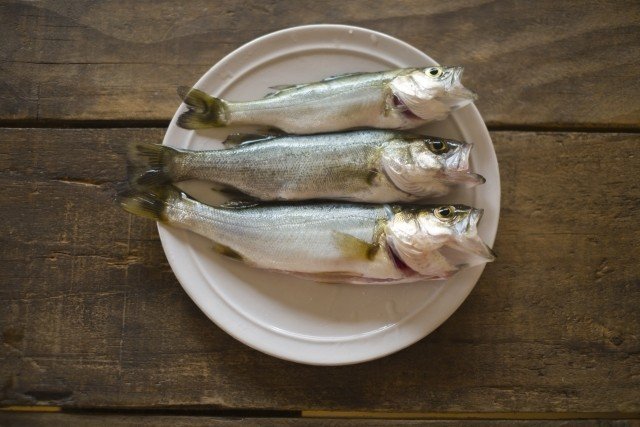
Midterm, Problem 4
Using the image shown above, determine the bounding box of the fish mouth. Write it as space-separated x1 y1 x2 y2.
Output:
470 207 484 225
447 142 472 171
447 67 478 106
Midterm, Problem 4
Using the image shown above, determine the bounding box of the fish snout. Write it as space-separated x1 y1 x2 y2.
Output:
448 142 472 171
469 207 484 228
451 66 465 84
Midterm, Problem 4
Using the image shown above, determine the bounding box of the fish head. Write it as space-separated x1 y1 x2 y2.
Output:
382 136 485 196
389 66 477 121
386 205 495 279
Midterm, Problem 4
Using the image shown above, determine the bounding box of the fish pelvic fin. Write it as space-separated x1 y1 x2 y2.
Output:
177 86 229 129
117 187 178 223
127 142 177 187
211 242 244 261
332 231 379 261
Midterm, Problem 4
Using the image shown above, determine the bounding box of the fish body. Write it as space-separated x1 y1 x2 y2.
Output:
119 187 495 284
130 130 484 203
178 66 476 134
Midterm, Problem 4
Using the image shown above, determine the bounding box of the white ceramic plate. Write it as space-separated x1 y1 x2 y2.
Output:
159 24 500 365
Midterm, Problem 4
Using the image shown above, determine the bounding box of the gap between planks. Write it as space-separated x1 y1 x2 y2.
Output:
0 119 639 134
1 407 640 420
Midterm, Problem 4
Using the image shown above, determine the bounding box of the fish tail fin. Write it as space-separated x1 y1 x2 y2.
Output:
127 142 178 187
117 187 173 222
177 86 229 129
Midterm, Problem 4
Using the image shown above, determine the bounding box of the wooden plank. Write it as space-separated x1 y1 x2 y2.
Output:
1 128 639 412
0 413 639 426
1 0 639 127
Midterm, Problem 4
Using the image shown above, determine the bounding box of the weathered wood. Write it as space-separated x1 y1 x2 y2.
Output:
1 1 639 127
0 413 638 427
1 129 639 412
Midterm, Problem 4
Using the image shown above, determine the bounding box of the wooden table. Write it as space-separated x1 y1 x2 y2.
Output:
2 1 639 425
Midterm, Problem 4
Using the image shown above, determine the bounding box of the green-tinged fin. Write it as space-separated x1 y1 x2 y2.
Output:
222 133 276 148
366 169 380 185
332 231 379 261
118 188 171 222
212 242 244 261
219 200 260 209
177 86 228 129
293 271 365 284
127 142 177 187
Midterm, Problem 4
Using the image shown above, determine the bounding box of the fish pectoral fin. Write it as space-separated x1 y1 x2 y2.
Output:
211 243 244 261
332 231 379 261
222 133 276 148
366 169 380 185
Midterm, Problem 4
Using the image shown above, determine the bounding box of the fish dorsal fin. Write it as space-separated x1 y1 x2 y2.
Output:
222 133 275 148
332 231 379 261
269 84 304 91
219 200 260 209
263 73 368 98
264 83 310 98
321 71 367 82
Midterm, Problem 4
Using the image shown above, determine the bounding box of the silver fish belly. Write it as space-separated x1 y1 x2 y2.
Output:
128 130 485 203
177 66 476 134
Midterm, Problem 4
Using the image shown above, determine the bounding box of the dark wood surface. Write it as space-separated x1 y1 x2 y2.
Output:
1 0 639 424
1 413 639 427
1 0 639 128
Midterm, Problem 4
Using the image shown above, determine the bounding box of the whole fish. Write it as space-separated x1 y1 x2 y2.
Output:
129 130 484 202
119 187 495 284
177 66 476 134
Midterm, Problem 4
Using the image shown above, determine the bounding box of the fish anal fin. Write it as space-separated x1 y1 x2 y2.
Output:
219 199 260 209
222 133 275 148
212 243 244 261
332 231 379 261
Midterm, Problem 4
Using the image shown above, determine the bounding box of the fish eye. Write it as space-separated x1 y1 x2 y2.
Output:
434 205 456 221
426 139 450 154
427 67 443 78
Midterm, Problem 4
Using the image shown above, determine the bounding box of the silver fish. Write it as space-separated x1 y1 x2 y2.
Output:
129 130 484 203
119 187 495 284
177 66 476 134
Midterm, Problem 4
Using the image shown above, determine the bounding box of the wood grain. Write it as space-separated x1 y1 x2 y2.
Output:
1 129 639 412
1 0 639 127
1 413 639 427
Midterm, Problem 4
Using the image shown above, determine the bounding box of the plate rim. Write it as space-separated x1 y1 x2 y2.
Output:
158 24 501 365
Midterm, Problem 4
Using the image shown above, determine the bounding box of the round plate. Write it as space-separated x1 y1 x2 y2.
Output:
160 24 500 365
